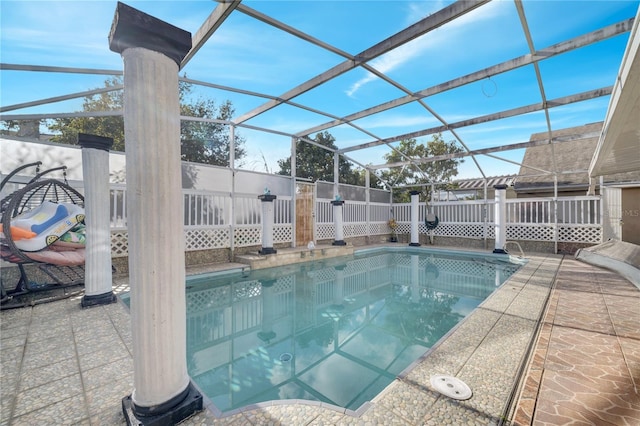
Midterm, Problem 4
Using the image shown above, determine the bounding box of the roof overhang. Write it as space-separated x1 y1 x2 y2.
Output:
589 8 640 177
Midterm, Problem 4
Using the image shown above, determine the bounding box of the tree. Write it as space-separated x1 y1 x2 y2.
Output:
379 134 464 202
46 76 246 166
180 97 246 167
48 77 125 149
277 131 377 187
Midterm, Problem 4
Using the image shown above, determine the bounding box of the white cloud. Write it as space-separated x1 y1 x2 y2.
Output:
346 1 508 97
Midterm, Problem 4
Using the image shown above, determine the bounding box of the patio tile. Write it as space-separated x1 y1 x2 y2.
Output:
19 357 78 391
519 367 543 400
344 402 408 425
189 410 252 425
423 396 497 426
21 339 76 371
26 321 73 344
13 373 83 417
74 333 127 356
73 323 122 342
88 407 128 426
376 380 438 424
512 396 535 426
11 395 91 426
0 331 27 350
536 369 640 426
1 394 15 425
545 327 628 374
81 356 133 391
84 376 133 417
24 331 75 354
78 346 130 373
457 364 515 418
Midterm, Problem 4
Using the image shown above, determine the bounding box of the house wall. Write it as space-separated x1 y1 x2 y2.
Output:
622 187 640 245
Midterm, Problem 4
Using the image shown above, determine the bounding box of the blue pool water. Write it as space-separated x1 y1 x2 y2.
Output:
184 248 522 413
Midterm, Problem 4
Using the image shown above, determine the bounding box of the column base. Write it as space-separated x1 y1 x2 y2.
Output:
122 382 203 426
81 291 117 308
409 243 421 247
493 248 508 254
332 240 347 246
259 247 277 255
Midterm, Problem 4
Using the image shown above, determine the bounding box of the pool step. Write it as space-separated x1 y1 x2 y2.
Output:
235 244 354 270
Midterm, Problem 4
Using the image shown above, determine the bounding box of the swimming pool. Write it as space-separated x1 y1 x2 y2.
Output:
184 248 523 413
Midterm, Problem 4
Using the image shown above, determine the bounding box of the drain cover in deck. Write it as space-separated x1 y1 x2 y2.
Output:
430 375 473 400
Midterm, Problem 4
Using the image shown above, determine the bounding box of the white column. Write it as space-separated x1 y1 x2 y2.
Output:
332 199 346 246
109 3 201 422
494 263 507 287
493 184 508 254
78 133 116 307
290 137 298 248
333 152 339 199
365 171 371 244
334 265 345 305
259 194 277 255
410 254 420 303
258 278 277 342
410 190 421 246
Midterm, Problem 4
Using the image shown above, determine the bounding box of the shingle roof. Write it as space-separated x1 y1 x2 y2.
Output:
515 122 640 192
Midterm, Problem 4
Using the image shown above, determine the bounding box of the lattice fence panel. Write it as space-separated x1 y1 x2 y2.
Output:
429 223 486 238
308 267 336 282
234 226 262 247
233 280 262 301
558 225 601 243
369 222 389 235
506 225 555 241
343 223 368 238
486 226 495 239
348 256 384 274
274 275 294 293
316 223 335 240
396 223 411 234
111 231 129 257
273 224 292 243
185 228 230 250
187 285 232 312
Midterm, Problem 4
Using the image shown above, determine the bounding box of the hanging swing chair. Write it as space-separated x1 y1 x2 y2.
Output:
424 197 439 231
1 163 86 309
425 213 439 230
424 198 439 245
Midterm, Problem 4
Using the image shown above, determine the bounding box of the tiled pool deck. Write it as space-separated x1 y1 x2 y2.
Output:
1 251 639 425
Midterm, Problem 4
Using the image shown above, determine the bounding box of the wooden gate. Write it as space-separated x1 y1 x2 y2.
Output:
296 182 315 247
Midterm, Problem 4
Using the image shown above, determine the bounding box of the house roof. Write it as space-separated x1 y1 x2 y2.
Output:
454 175 516 191
515 122 640 192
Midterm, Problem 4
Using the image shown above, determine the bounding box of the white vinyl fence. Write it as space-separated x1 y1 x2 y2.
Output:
1 173 602 258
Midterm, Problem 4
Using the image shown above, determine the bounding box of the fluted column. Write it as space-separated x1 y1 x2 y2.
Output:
79 133 116 308
109 3 202 424
259 194 277 255
409 190 421 246
410 254 421 303
493 184 508 254
332 199 346 246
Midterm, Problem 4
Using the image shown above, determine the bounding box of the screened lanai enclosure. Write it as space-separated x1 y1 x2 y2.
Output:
2 1 640 424
2 0 640 259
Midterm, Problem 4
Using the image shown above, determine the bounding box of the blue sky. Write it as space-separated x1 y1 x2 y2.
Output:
1 1 639 181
